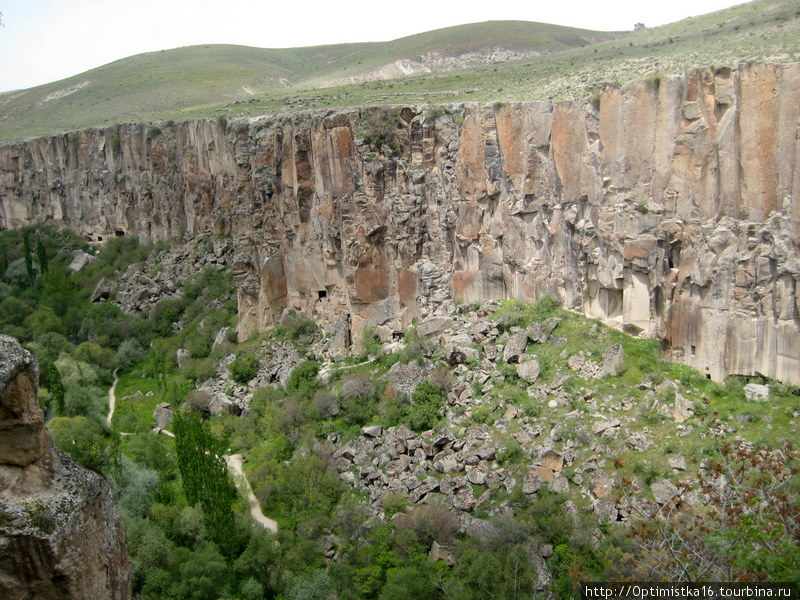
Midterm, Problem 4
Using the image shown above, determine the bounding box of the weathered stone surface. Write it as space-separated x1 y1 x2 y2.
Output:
673 392 695 423
90 277 115 303
668 454 687 471
208 394 242 416
67 250 95 274
602 344 625 376
590 470 613 499
651 478 680 505
592 417 620 435
452 488 476 511
548 474 569 494
153 402 173 430
0 336 131 600
539 450 564 473
416 317 454 337
176 348 190 367
362 425 383 438
516 358 541 383
527 318 559 344
0 336 46 467
744 383 770 402
503 331 528 363
2 63 799 384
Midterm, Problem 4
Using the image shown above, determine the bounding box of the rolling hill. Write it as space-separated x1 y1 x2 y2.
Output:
0 0 798 141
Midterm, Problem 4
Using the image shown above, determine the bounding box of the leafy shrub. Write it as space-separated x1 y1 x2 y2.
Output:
382 492 409 518
150 297 190 338
113 455 159 517
407 381 444 432
361 326 382 358
274 312 318 344
342 395 378 425
286 360 321 398
48 416 118 474
496 439 524 465
116 338 145 371
470 403 495 425
493 296 560 332
229 353 259 384
358 110 401 155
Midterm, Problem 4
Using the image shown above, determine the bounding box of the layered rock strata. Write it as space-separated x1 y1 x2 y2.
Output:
1 63 798 383
0 335 131 600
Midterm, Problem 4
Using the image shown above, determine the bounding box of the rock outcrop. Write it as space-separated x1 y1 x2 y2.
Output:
1 63 798 383
0 335 131 600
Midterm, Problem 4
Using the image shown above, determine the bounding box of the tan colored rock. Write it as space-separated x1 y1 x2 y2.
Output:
538 450 564 473
590 471 614 499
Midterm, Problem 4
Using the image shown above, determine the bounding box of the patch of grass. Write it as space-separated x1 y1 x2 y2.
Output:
112 369 163 433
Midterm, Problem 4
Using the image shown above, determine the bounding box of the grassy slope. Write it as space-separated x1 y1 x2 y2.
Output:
0 0 798 140
0 21 616 141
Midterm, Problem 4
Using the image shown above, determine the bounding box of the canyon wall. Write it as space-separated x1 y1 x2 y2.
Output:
0 335 131 599
1 63 798 383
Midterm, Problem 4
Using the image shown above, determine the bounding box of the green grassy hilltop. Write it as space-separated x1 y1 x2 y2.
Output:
1 0 798 141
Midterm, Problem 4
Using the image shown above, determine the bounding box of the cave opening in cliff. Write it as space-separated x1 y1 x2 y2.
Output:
668 242 681 270
318 290 327 300
115 230 125 237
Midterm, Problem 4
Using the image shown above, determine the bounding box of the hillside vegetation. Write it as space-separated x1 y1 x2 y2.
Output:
1 0 799 140
0 20 615 141
1 227 797 598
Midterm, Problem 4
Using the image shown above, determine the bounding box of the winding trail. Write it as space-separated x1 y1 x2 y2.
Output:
105 369 119 427
108 375 277 531
224 454 278 532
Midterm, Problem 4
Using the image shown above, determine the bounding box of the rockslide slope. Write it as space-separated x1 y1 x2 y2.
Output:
0 335 131 599
1 63 798 384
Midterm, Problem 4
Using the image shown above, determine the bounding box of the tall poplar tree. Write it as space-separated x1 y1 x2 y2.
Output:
173 409 237 556
22 231 34 285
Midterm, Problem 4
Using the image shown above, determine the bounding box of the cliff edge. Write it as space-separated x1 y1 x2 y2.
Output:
0 335 131 600
1 63 798 383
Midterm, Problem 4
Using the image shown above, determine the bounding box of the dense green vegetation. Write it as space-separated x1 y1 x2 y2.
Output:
1 225 797 598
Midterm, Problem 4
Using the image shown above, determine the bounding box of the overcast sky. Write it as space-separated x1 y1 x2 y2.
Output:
0 0 744 93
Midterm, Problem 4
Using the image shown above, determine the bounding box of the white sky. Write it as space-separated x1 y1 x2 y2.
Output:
0 0 745 93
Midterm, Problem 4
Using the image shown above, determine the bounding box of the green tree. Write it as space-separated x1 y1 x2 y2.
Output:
36 235 49 275
0 243 8 281
47 363 66 416
41 265 75 316
286 360 321 399
22 230 34 284
234 529 281 594
172 410 237 555
48 416 118 474
407 381 444 432
23 305 66 338
229 353 259 384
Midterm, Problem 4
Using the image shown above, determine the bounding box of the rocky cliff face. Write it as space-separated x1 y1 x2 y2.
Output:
1 63 798 383
0 336 131 600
